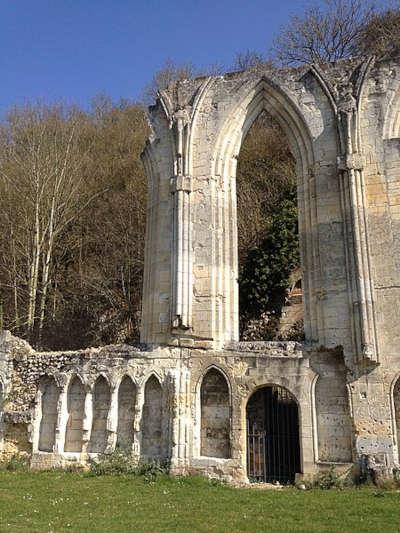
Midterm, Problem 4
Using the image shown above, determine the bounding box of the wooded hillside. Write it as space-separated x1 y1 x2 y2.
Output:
0 99 148 349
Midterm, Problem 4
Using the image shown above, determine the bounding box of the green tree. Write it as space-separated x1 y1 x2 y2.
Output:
239 187 299 326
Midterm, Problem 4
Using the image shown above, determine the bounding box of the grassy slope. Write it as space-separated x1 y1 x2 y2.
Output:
0 472 399 532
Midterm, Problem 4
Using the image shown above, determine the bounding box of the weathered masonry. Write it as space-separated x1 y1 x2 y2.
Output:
1 55 400 482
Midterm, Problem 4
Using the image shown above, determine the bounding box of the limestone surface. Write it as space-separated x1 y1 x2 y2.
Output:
1 55 400 482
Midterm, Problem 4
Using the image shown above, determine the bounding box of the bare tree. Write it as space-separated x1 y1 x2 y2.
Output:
0 98 150 349
357 5 400 58
142 59 197 104
273 0 375 65
233 50 271 71
0 105 94 341
236 111 296 263
142 59 224 105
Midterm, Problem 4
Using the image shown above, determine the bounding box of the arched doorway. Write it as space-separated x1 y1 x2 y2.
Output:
246 385 300 484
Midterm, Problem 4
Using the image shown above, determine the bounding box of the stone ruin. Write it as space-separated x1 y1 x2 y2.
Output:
1 55 400 483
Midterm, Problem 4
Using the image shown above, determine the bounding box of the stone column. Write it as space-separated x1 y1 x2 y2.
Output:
169 365 191 474
106 384 118 453
54 384 68 454
170 176 192 330
31 389 43 453
133 385 145 460
82 387 93 454
337 77 378 365
170 110 193 335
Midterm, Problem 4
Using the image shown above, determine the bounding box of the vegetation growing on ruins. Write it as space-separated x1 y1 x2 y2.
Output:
0 471 399 531
236 112 299 339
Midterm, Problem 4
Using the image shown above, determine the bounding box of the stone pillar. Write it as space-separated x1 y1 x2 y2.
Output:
349 372 395 478
31 389 42 453
338 158 378 364
170 175 192 331
82 387 93 454
54 384 68 454
170 109 193 337
169 365 191 474
106 384 119 453
133 385 145 459
337 70 379 365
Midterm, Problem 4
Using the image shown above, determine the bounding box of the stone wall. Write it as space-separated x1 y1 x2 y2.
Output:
0 329 400 481
0 332 356 481
138 55 400 480
1 56 400 483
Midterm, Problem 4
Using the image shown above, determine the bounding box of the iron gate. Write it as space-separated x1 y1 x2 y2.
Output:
246 385 300 484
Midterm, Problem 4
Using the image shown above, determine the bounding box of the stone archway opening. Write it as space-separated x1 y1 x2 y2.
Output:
246 385 300 484
237 110 304 342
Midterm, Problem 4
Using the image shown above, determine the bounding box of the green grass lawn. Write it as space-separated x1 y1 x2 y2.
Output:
0 472 399 532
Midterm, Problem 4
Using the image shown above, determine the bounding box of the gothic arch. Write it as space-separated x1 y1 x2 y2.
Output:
141 374 163 458
88 375 111 453
211 77 319 344
116 375 136 451
200 367 231 458
140 370 163 388
38 376 59 452
196 364 232 395
64 375 85 453
212 78 315 173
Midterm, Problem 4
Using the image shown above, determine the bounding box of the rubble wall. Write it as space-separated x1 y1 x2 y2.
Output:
0 331 385 481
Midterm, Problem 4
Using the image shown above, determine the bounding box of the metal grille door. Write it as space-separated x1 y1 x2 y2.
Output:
246 385 300 484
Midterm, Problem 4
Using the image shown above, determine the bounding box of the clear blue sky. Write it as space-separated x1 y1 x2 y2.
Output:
0 1 308 114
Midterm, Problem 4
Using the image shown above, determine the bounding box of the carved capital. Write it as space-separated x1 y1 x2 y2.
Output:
361 343 378 365
170 175 192 193
173 108 191 129
337 153 364 171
